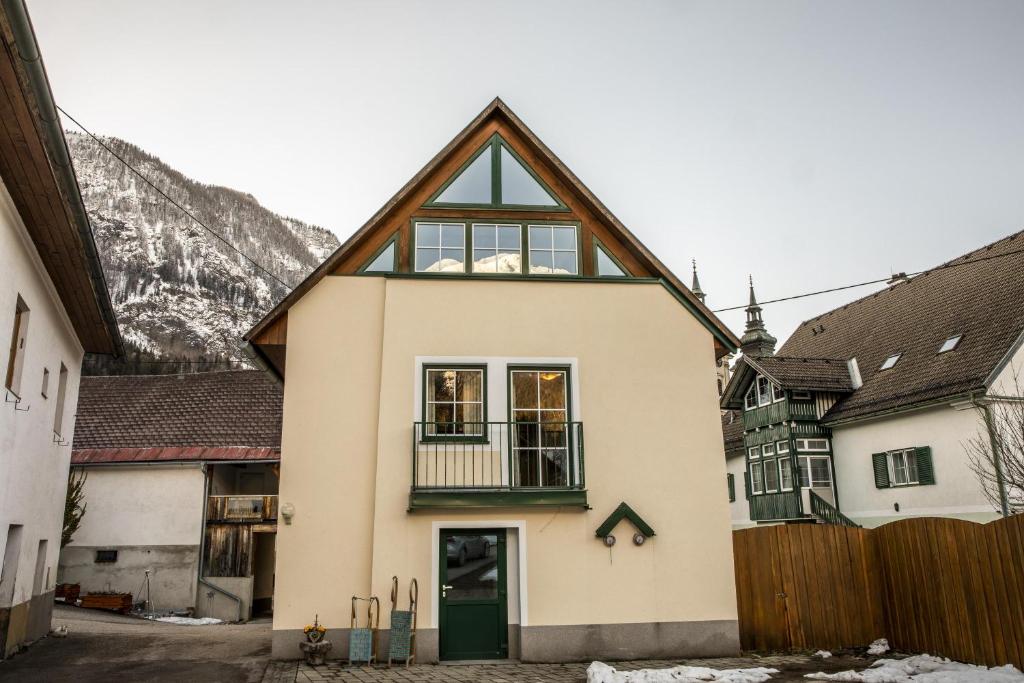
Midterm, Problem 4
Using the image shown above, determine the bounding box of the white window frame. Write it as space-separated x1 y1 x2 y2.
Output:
772 383 785 402
744 384 757 410
796 438 830 452
763 454 779 493
756 375 772 407
423 366 485 437
414 222 466 273
470 223 522 274
527 224 578 276
887 448 919 486
762 443 776 458
779 456 794 491
750 462 764 495
748 446 760 460
798 455 833 488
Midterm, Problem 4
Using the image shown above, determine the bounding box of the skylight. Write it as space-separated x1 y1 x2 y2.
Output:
938 335 962 353
880 353 901 370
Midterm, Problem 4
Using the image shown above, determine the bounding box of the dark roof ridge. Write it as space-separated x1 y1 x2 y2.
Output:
82 369 261 380
771 355 850 362
800 228 1024 326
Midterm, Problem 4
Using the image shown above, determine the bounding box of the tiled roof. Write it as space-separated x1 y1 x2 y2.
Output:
72 447 279 465
73 371 282 452
745 356 855 392
721 410 745 458
779 230 1024 423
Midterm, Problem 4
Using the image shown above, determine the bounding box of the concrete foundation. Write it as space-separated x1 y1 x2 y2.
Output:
58 545 198 612
0 591 53 658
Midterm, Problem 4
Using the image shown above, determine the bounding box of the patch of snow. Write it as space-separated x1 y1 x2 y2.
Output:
867 639 890 656
805 654 1024 682
147 616 222 626
587 661 778 683
480 567 498 582
816 651 833 659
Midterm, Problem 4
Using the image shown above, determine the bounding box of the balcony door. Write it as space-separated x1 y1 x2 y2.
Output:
509 366 570 488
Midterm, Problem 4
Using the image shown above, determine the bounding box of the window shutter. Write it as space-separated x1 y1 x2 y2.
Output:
915 446 935 485
727 474 736 502
872 452 890 488
743 471 751 499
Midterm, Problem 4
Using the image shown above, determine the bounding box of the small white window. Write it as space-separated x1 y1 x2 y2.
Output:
528 225 578 275
415 222 465 273
880 353 901 370
772 383 785 402
750 463 764 494
744 385 757 410
938 336 961 353
472 224 522 274
776 441 790 455
762 443 776 458
888 449 919 486
756 375 772 406
763 458 779 493
798 455 832 488
748 446 760 460
779 458 794 491
796 438 830 452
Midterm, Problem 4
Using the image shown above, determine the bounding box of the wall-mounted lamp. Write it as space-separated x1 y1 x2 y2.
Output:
281 502 295 525
603 534 616 548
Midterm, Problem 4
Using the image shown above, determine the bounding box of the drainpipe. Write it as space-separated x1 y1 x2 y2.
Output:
196 463 243 622
977 399 1011 518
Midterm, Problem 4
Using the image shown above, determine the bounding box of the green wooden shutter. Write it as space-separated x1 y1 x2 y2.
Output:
872 452 890 488
915 446 935 485
743 471 751 499
727 473 736 502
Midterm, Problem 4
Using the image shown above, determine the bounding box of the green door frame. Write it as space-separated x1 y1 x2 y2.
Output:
438 528 508 661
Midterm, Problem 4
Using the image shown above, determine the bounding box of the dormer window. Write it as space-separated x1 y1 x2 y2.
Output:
744 384 757 410
772 384 784 402
745 374 780 410
879 353 901 371
938 335 962 353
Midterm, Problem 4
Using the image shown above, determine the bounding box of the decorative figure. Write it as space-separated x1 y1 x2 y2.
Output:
299 614 332 666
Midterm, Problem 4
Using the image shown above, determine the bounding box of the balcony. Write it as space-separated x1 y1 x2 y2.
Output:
207 495 279 523
409 421 587 509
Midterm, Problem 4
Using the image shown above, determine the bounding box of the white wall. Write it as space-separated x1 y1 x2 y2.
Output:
0 177 85 618
725 452 754 528
831 404 1000 527
69 466 205 547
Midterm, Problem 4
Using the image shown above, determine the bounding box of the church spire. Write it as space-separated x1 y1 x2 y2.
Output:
740 276 777 358
691 259 706 304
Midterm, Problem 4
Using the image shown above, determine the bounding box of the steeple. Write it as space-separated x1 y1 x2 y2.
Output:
691 259 706 304
740 276 777 358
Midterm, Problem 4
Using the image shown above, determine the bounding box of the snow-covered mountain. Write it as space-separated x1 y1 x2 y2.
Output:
68 132 339 370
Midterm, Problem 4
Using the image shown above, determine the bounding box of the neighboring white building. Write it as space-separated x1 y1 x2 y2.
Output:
0 2 121 657
60 371 282 621
721 232 1024 528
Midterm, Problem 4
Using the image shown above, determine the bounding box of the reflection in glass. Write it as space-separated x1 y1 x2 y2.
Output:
445 534 498 600
472 224 522 273
595 245 626 277
500 146 559 206
363 241 396 273
510 369 569 487
426 368 483 436
528 225 578 275
415 223 465 273
434 149 492 204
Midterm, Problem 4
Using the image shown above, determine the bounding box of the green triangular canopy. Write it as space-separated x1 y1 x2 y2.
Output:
595 502 656 538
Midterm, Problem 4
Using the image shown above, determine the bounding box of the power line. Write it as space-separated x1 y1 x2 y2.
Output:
712 241 1024 313
57 106 292 291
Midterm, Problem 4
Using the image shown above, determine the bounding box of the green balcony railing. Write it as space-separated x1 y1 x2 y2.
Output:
410 421 586 508
809 490 860 528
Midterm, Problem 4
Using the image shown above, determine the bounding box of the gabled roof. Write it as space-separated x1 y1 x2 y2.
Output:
721 355 855 409
72 371 282 456
243 98 739 370
0 3 120 354
721 410 744 458
781 229 1024 424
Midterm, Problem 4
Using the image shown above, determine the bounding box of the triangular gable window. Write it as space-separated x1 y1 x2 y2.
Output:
360 235 397 273
426 134 566 210
594 240 628 277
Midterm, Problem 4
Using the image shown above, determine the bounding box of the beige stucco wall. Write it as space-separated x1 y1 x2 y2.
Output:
274 276 737 642
831 403 1000 527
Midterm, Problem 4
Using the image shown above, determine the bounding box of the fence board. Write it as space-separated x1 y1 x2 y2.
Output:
733 514 1024 669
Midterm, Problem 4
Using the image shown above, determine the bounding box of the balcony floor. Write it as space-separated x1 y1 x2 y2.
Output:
408 487 588 510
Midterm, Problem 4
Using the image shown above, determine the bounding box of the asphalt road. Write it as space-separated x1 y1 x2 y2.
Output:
0 604 272 682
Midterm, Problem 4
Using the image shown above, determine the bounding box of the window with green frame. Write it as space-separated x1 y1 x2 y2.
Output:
593 238 629 277
412 220 580 276
359 233 398 273
425 134 566 210
422 365 486 439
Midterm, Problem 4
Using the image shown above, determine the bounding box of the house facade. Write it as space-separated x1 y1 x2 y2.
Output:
244 99 742 662
721 232 1024 528
0 3 122 657
61 371 282 621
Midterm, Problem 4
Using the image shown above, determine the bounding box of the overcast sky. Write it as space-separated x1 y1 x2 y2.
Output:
28 0 1024 344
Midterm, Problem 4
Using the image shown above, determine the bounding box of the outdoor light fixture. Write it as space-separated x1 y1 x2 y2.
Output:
281 502 295 525
603 534 616 547
633 533 646 546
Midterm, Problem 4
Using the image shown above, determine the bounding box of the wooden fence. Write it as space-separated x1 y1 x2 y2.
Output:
733 514 1024 669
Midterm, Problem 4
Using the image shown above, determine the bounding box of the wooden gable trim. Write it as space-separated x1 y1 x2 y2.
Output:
245 98 739 359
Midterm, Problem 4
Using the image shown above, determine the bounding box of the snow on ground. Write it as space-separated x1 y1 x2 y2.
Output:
587 661 778 683
145 616 223 626
805 654 1024 682
815 651 833 659
867 639 890 656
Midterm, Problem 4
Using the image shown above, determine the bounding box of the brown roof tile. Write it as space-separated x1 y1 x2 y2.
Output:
72 371 282 451
721 410 745 458
745 356 855 392
779 230 1024 423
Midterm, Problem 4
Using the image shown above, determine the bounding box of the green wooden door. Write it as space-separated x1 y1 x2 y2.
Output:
439 529 508 660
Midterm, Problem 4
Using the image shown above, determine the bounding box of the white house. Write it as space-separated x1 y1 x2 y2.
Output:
61 371 282 621
721 231 1024 528
0 1 121 656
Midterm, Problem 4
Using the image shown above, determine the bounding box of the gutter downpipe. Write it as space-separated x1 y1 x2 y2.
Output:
974 395 1010 518
3 0 123 355
196 463 243 622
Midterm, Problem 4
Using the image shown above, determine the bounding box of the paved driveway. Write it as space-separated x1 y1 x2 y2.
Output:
0 604 272 682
